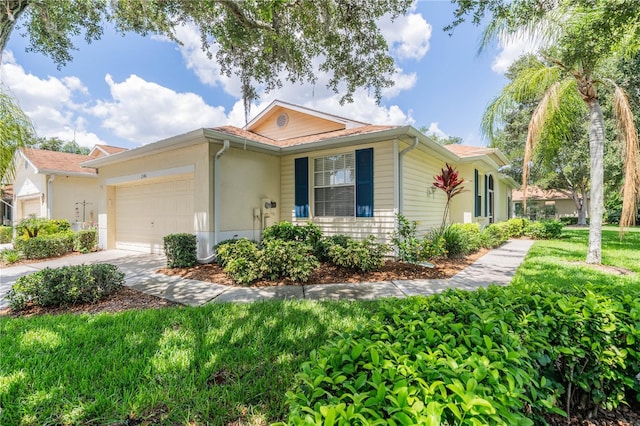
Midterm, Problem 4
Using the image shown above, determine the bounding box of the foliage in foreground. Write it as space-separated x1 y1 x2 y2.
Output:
6 264 125 310
163 233 197 268
285 277 640 425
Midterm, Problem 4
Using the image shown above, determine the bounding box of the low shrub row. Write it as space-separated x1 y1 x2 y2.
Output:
0 225 12 244
13 229 98 259
284 280 640 425
7 263 125 310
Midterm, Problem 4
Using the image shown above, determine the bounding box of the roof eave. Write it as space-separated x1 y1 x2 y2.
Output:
42 170 98 178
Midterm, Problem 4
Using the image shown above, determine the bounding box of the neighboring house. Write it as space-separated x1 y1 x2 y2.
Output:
11 145 126 226
83 100 518 258
512 186 584 219
1 185 12 225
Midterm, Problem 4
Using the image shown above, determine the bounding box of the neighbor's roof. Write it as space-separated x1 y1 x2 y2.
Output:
21 148 97 176
512 186 573 201
93 144 128 155
212 124 398 147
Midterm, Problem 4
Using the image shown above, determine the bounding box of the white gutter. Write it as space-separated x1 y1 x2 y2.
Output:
47 175 55 219
198 139 230 264
398 136 419 214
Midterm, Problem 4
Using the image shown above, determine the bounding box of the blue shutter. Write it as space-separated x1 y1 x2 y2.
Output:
474 169 480 216
484 174 488 217
355 148 374 217
294 157 309 218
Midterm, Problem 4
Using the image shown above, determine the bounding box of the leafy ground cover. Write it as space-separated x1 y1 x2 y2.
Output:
1 227 638 425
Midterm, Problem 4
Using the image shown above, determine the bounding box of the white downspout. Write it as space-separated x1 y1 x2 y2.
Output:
198 139 229 264
47 175 55 219
398 137 419 214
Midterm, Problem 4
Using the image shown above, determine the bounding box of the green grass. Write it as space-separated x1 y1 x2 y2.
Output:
1 227 638 425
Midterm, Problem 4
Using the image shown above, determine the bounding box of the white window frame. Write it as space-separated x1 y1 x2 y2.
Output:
313 152 356 217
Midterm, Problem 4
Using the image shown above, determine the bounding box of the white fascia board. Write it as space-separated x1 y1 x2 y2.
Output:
82 129 207 168
39 170 98 178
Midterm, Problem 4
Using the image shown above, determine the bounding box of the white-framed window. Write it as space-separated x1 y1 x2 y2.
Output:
313 153 355 217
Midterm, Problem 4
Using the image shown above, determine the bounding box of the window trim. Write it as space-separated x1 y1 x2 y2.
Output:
312 152 356 217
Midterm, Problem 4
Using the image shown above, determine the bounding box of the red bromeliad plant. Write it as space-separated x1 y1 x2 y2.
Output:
433 163 465 229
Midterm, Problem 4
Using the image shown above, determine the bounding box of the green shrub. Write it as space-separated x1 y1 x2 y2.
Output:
262 221 322 247
0 226 12 243
14 231 74 259
0 248 21 263
15 217 70 238
7 264 124 310
421 228 447 260
502 218 530 238
163 233 197 268
391 213 422 263
559 216 579 225
74 229 97 253
285 280 640 424
442 224 469 258
260 239 319 282
481 223 508 248
313 234 351 262
457 222 482 253
327 235 387 272
50 219 71 232
216 239 261 285
524 220 564 239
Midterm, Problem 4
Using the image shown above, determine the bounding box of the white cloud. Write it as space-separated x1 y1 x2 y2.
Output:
492 31 544 74
0 51 106 148
424 122 448 139
381 11 432 61
89 74 228 144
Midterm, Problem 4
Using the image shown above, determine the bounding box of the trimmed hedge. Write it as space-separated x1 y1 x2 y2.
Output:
0 226 12 244
284 280 640 425
74 229 98 252
327 236 387 272
7 264 125 310
13 231 74 259
163 233 197 268
524 220 563 239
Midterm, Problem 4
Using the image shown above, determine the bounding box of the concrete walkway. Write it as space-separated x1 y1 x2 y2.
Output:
0 240 535 309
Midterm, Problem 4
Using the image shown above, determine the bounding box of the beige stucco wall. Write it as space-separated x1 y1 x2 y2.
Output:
252 108 344 140
281 140 396 242
12 156 46 221
218 146 281 241
51 176 100 224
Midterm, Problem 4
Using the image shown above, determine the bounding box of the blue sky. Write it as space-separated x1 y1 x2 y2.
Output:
1 1 536 150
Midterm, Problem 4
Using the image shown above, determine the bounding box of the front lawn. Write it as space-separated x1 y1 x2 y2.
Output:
1 227 639 425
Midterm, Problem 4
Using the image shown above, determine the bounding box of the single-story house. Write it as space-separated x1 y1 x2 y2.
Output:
83 100 518 259
512 186 585 219
11 145 126 226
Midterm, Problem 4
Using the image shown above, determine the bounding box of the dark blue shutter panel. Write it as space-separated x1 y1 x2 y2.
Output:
484 174 488 217
294 157 309 218
474 169 480 216
355 148 374 217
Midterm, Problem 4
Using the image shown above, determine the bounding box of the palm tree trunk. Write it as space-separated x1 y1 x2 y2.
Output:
586 100 604 264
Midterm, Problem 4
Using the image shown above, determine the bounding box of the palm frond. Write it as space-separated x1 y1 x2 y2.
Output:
0 87 35 182
612 84 640 234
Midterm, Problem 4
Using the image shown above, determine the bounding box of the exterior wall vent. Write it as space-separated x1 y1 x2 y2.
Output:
276 113 289 128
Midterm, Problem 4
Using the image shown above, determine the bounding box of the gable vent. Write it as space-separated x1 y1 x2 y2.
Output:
276 113 289 128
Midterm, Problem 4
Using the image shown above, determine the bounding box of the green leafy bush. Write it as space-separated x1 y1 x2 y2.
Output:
13 231 74 259
421 228 447 260
74 229 98 253
457 223 482 253
502 218 530 238
391 213 422 263
481 223 508 248
285 280 640 424
7 264 125 310
216 238 261 285
15 217 70 238
524 220 564 239
163 233 197 268
314 234 351 262
0 225 12 243
442 224 469 258
0 248 21 263
327 236 387 272
262 221 322 247
260 239 319 282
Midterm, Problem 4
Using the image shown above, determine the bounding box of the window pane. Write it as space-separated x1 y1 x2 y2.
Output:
315 187 354 217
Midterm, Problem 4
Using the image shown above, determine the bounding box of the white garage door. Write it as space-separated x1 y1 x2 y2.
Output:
22 198 41 218
115 175 194 254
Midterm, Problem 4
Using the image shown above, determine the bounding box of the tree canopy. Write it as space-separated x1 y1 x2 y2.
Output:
0 88 34 181
2 0 414 117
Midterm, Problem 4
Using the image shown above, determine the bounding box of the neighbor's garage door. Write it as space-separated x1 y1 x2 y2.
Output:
22 198 41 218
115 175 194 253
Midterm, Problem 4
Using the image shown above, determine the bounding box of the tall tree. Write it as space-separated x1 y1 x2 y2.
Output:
0 89 34 181
1 0 413 118
466 0 640 264
34 137 90 155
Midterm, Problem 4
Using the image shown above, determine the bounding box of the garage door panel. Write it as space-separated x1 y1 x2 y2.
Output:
115 175 194 254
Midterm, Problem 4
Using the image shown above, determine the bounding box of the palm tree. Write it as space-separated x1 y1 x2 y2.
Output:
0 88 35 182
481 1 640 264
